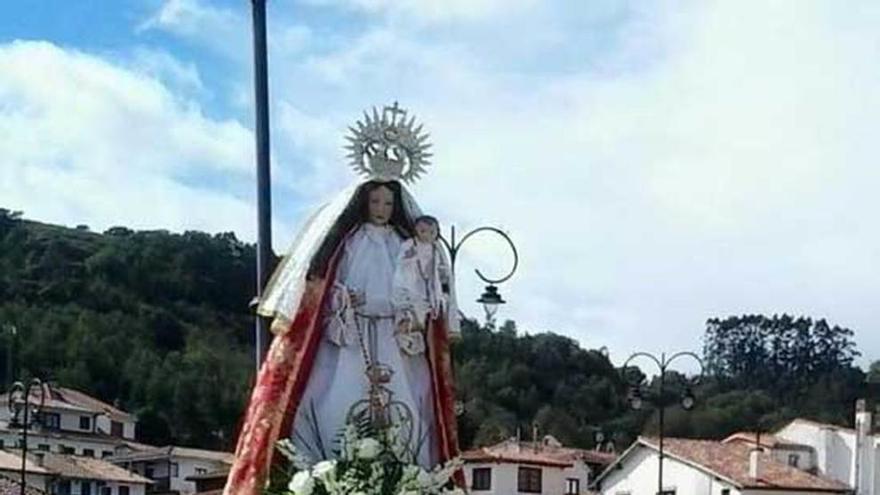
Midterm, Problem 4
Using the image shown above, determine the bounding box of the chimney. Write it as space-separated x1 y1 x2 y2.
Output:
532 423 539 452
749 448 762 479
852 399 872 494
819 426 835 473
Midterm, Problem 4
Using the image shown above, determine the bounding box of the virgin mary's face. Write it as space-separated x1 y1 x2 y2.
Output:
367 185 394 225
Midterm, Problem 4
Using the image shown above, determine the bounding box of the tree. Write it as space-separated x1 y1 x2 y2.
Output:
704 314 860 392
868 360 880 383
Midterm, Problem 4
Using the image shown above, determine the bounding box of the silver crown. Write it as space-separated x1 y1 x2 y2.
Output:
345 102 432 184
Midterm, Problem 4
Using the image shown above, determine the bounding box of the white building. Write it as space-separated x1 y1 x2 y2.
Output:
461 436 615 495
25 450 152 495
721 432 817 472
0 448 151 495
592 437 850 495
0 386 138 457
773 404 879 495
0 385 233 494
0 447 53 489
109 446 233 494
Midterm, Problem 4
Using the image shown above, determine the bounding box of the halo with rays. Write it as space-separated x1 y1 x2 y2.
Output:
344 103 432 184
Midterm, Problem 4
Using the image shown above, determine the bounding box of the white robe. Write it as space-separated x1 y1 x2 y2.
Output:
291 223 437 466
392 238 450 330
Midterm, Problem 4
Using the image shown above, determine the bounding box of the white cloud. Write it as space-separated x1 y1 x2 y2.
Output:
139 0 248 59
9 0 880 367
0 40 262 237
264 1 880 365
129 47 205 94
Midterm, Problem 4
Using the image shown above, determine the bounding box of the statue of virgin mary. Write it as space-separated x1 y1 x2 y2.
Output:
223 105 461 495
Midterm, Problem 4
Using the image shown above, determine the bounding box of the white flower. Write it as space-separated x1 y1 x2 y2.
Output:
312 460 337 479
416 468 434 488
288 471 315 495
356 438 381 459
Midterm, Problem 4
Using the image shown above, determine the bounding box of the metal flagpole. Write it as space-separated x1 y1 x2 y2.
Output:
250 0 273 370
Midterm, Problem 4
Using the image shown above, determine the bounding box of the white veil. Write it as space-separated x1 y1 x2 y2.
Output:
257 180 459 334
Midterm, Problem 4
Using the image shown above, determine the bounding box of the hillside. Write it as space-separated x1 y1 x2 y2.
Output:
0 209 871 452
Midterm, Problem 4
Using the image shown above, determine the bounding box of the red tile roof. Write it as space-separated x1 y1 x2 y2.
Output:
7 451 152 484
0 450 51 475
461 446 574 468
722 432 812 451
0 386 132 421
461 438 616 469
639 437 849 492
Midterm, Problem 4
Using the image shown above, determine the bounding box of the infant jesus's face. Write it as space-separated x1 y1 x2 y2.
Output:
415 220 438 244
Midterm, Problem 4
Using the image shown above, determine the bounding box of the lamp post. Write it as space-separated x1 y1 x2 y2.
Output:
7 378 45 495
584 424 616 453
250 0 273 370
2 324 16 392
439 225 518 326
621 351 704 495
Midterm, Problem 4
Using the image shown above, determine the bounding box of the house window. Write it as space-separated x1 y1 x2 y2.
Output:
111 421 124 437
81 481 92 495
38 444 50 452
657 490 676 495
118 486 129 495
471 467 491 491
83 449 95 458
517 467 542 493
40 412 61 430
145 466 155 479
80 416 91 430
0 439 4 449
59 445 75 455
100 487 111 495
721 489 731 495
102 451 113 458
565 478 580 495
55 480 71 495
788 453 800 467
171 462 180 478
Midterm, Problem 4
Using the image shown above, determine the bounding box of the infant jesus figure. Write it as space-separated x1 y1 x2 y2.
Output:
392 215 451 356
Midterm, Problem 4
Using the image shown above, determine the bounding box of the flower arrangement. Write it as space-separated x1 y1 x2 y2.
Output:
267 420 463 495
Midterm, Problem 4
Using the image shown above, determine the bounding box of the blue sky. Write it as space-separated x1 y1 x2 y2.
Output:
2 0 879 370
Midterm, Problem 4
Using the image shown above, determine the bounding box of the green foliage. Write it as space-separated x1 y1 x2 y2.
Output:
452 319 636 449
696 314 866 437
704 314 860 391
869 360 880 383
0 213 257 449
0 211 871 452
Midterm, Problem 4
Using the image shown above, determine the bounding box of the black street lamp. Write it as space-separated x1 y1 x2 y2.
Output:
438 225 518 326
584 424 616 453
621 351 704 495
2 324 16 392
7 378 45 495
